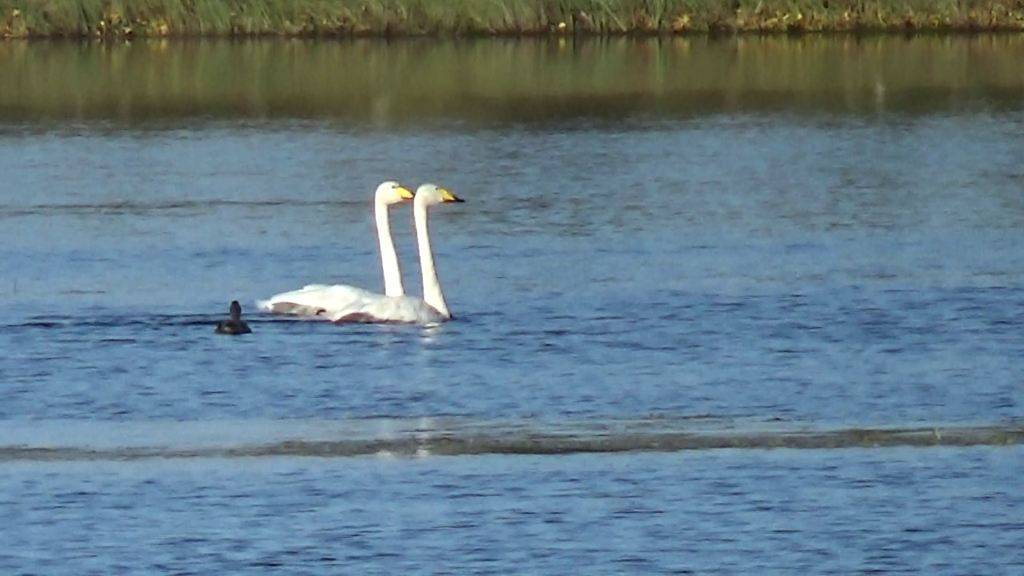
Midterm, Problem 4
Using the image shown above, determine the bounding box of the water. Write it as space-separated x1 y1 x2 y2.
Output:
2 448 1022 573
1 36 1022 572
2 117 1022 426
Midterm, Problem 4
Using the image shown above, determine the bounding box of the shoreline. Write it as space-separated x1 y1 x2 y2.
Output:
3 1 1024 39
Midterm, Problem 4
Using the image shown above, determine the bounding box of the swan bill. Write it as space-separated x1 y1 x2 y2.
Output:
440 189 464 203
397 186 415 200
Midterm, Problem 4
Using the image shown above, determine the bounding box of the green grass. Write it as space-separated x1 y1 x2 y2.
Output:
2 0 1024 37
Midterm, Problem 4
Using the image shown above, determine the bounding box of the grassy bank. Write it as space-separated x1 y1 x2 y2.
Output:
2 0 1024 38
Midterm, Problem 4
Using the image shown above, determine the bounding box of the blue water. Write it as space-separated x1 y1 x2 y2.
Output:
1 117 1022 426
2 38 1024 573
2 448 1022 573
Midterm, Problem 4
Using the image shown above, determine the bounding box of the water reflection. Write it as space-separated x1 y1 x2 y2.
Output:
1 35 1023 124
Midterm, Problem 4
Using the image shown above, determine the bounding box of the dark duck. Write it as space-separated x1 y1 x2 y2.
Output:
215 300 252 335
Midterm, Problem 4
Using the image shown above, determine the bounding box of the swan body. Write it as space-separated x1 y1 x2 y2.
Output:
259 181 413 316
262 283 443 324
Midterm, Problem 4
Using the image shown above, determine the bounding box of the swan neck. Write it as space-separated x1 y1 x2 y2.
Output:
375 199 404 297
415 201 450 318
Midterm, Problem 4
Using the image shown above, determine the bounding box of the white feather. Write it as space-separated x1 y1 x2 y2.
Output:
258 284 445 324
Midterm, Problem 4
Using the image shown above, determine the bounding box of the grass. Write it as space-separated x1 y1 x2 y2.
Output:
2 0 1024 37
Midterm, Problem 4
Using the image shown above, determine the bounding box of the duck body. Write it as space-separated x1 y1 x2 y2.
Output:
215 318 252 335
215 300 252 335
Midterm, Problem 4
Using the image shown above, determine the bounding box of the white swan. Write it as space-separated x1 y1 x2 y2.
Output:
258 181 414 316
323 183 464 325
410 183 464 320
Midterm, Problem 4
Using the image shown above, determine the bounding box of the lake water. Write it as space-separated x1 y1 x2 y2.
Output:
1 36 1022 573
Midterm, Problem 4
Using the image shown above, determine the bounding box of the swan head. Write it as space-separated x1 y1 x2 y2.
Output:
415 183 464 207
375 181 415 206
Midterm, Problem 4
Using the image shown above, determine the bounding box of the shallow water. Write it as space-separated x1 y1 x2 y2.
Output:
1 36 1023 572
